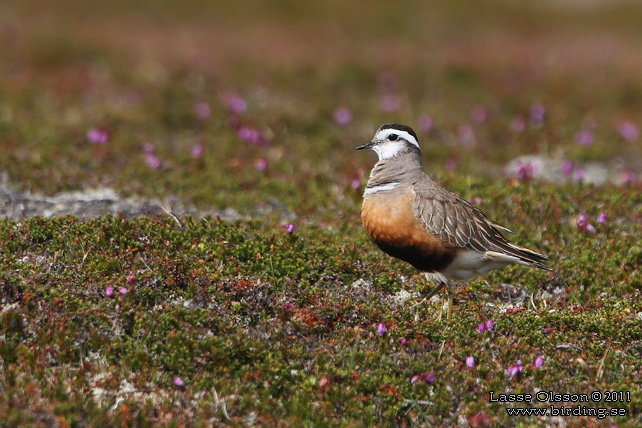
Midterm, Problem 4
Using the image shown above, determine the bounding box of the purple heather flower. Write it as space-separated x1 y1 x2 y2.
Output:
143 143 161 168
517 161 535 181
469 197 483 205
485 319 494 331
145 152 161 169
619 170 636 183
173 376 184 387
470 106 487 124
411 375 420 384
597 212 607 224
191 142 204 159
562 160 574 177
255 158 268 172
377 322 387 337
283 223 295 234
535 356 544 369
225 94 247 114
574 168 585 182
466 356 475 369
457 124 475 144
106 286 114 297
510 116 526 133
421 371 436 383
530 103 546 123
87 128 109 144
380 94 401 113
418 115 434 133
237 127 267 146
445 158 457 172
333 107 353 125
617 121 639 142
575 129 594 146
506 362 523 377
401 337 407 345
118 287 128 295
543 327 552 334
477 322 486 334
576 214 595 233
195 102 211 120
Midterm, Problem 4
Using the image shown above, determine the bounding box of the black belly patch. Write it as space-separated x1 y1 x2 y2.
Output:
373 239 455 273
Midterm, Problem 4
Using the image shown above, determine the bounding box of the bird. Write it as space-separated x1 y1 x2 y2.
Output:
357 123 552 320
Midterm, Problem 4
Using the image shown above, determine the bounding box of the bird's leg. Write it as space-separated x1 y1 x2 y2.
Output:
420 274 453 320
423 281 446 301
445 280 453 321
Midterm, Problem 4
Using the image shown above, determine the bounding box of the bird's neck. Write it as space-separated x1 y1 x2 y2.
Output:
364 151 424 195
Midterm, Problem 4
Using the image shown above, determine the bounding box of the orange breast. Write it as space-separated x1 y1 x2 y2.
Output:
361 192 455 272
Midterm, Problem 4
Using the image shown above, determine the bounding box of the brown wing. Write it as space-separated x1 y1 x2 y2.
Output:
411 179 551 269
412 186 502 252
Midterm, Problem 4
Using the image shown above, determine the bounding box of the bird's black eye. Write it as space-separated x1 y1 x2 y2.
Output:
388 133 398 141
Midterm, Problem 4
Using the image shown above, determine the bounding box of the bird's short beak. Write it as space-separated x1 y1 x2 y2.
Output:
356 141 374 150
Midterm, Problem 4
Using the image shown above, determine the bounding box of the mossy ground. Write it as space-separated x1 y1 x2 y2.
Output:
2 0 642 426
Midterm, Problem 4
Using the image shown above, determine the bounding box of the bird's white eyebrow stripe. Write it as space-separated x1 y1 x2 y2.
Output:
363 182 400 195
378 129 420 149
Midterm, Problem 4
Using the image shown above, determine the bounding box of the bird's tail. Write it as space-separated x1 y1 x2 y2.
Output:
502 242 552 271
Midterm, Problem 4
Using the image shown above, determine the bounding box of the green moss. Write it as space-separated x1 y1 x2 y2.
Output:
2 0 642 424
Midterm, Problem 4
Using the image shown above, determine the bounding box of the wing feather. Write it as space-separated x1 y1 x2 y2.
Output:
411 178 550 270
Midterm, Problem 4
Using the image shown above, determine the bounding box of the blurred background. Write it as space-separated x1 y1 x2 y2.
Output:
2 0 642 218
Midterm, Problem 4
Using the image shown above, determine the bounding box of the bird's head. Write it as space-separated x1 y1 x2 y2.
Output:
357 123 421 160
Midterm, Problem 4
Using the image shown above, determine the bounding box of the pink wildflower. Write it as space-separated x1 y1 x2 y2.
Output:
466 356 475 369
87 128 109 144
418 115 434 133
530 103 546 123
617 121 639 142
575 129 594 146
333 107 353 125
517 161 535 181
192 142 204 159
237 127 268 146
469 197 483 205
535 356 544 369
485 319 494 331
225 94 247 114
195 102 211 120
255 158 268 172
283 223 295 234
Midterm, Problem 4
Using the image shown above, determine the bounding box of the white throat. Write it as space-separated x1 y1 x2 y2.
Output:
372 141 409 160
